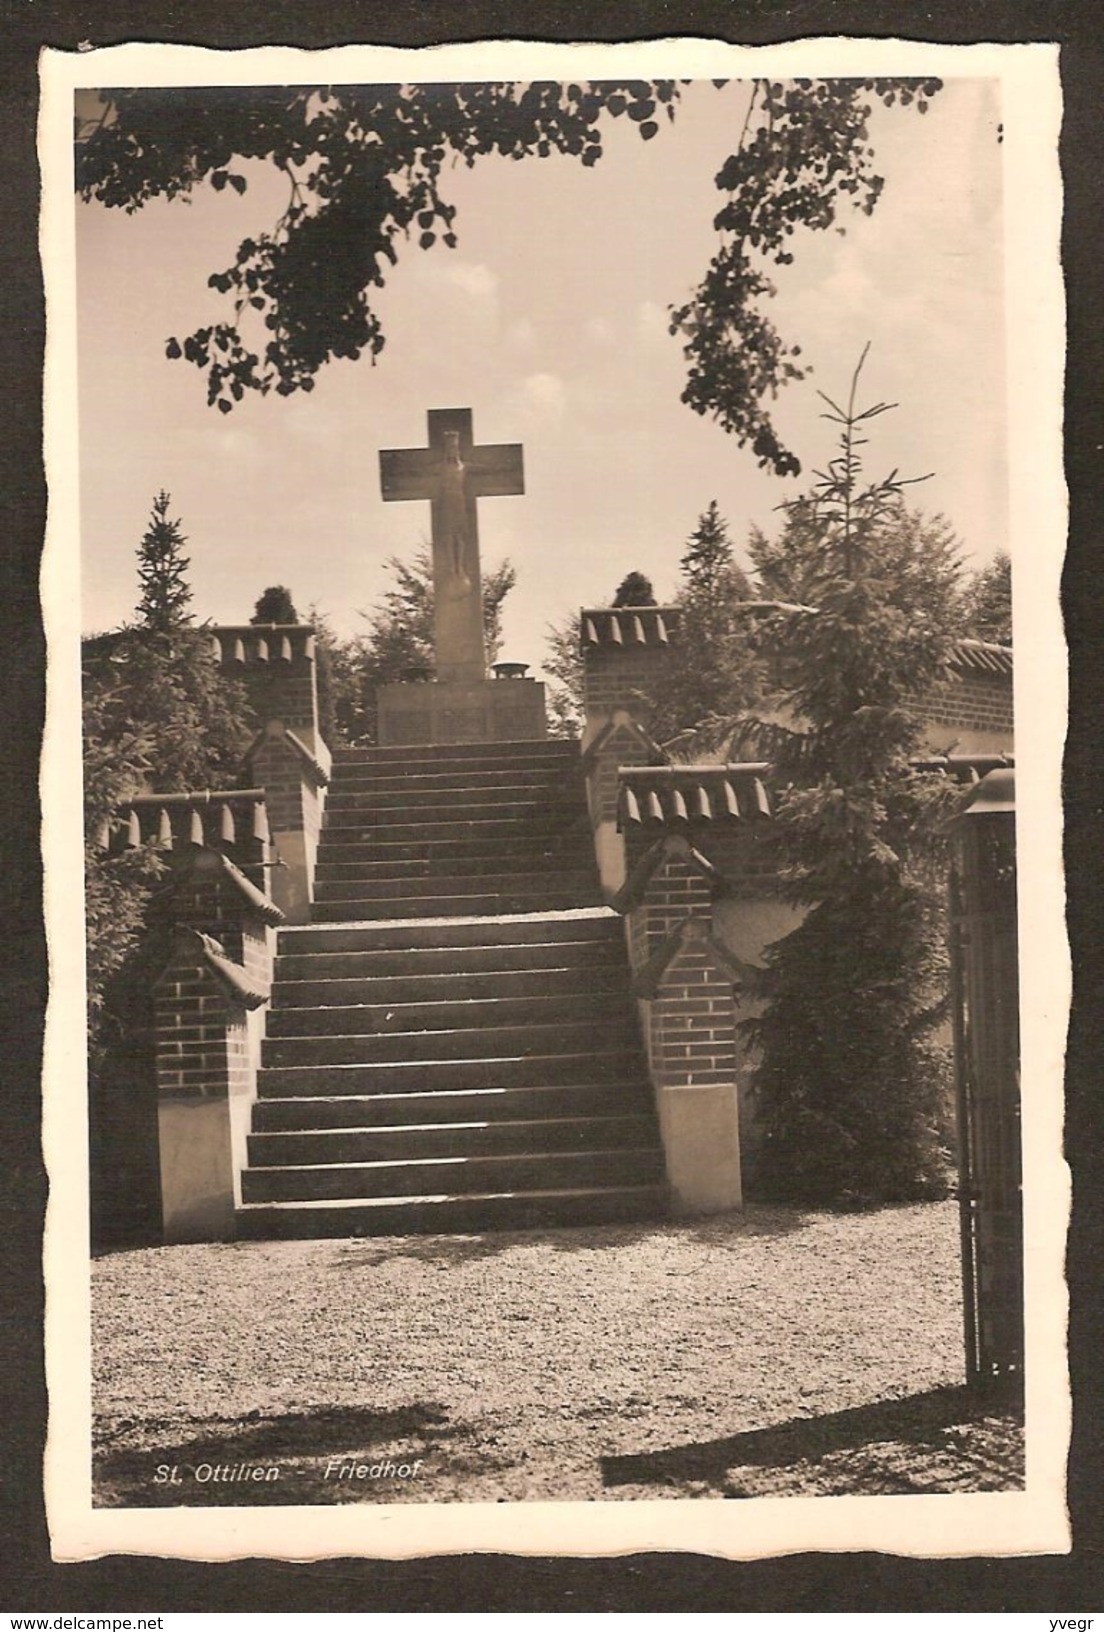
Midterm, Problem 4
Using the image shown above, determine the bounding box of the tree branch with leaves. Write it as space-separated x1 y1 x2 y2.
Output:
77 77 940 472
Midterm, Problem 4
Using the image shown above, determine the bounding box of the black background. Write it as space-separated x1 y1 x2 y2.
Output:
3 0 1101 1612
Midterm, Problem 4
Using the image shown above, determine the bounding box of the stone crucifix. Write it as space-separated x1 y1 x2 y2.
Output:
379 408 525 685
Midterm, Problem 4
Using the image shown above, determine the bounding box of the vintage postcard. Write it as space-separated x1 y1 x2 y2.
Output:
40 37 1068 1562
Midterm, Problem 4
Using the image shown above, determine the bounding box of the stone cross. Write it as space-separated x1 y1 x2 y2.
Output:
379 408 524 685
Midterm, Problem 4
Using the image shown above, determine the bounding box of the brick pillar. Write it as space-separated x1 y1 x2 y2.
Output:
247 720 329 923
582 714 661 895
578 605 678 894
618 832 749 1215
212 624 332 776
580 606 679 745
150 849 282 1242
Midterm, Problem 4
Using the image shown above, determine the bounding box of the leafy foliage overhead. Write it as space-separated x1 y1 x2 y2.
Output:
77 77 940 474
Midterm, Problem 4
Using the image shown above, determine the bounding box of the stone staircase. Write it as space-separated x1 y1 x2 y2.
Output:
237 739 667 1237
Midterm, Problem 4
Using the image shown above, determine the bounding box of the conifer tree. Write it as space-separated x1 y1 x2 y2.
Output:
960 552 1012 645
680 500 738 597
135 491 193 631
737 349 961 1206
648 503 758 750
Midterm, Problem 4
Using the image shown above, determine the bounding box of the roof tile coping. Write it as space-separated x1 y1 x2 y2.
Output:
106 789 269 853
619 764 773 827
210 624 316 664
611 832 725 916
167 846 285 927
579 604 1011 674
246 720 329 787
947 638 1013 675
120 788 266 809
580 606 681 649
153 926 270 1009
632 914 759 1000
914 752 1015 784
617 754 1011 828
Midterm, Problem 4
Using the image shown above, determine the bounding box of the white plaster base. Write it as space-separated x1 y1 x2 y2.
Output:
658 1082 743 1215
158 1097 238 1243
270 827 315 924
592 819 626 897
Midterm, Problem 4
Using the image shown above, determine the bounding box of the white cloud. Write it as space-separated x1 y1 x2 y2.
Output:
434 259 499 301
507 317 536 351
584 316 614 347
524 372 566 414
507 371 568 426
636 300 669 345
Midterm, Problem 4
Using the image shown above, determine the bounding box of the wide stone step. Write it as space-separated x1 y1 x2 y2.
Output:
323 798 582 829
280 911 620 956
310 889 602 921
325 778 583 810
319 816 588 847
261 1016 641 1067
255 1048 646 1097
272 963 627 1008
248 1113 658 1167
275 938 624 983
251 1080 652 1131
314 848 595 882
241 1145 665 1203
332 740 576 768
235 1182 667 1239
331 766 582 795
266 990 636 1039
312 833 588 866
312 869 598 904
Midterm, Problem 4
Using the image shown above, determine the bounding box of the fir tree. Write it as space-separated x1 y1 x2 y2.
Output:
135 491 193 631
648 503 758 750
960 552 1012 645
680 500 741 597
737 349 962 1207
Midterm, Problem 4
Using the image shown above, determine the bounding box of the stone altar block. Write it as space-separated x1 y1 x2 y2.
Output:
377 677 547 746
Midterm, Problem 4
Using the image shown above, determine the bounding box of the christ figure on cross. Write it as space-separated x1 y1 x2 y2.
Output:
380 408 525 686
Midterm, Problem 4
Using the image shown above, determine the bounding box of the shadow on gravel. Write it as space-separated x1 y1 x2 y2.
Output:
94 1402 459 1506
600 1384 1025 1498
331 1207 809 1269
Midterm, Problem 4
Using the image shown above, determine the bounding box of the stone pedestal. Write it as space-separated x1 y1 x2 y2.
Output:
377 678 547 746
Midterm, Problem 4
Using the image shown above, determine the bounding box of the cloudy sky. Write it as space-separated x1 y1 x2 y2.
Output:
75 75 1005 674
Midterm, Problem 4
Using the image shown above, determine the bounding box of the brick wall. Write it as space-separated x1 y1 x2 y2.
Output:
153 941 245 1101
212 625 321 746
922 671 1014 736
583 645 672 722
249 729 323 849
625 821 781 907
648 931 737 1091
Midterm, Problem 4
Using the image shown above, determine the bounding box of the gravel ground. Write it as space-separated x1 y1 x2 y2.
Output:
91 1200 1023 1505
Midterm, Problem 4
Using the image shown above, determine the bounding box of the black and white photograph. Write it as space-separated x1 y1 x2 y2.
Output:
39 37 1068 1562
